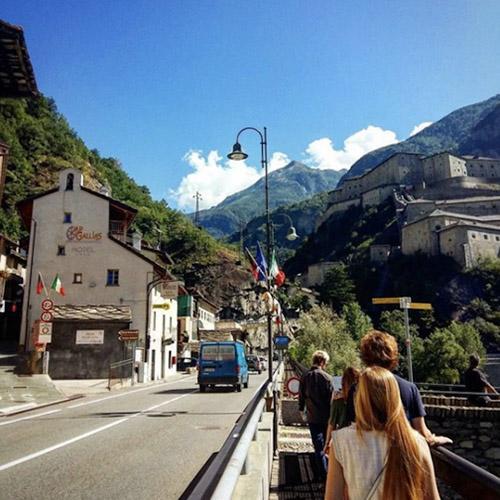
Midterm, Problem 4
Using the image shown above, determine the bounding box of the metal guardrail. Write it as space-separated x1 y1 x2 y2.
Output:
107 358 134 390
182 362 282 500
417 382 500 392
432 446 500 499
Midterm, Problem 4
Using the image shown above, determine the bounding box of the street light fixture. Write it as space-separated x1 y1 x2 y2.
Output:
228 127 273 384
271 213 299 241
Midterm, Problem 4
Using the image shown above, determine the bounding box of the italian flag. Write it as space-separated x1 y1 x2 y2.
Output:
269 249 286 287
36 272 47 295
51 274 65 296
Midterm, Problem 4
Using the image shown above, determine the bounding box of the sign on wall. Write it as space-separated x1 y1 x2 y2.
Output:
162 281 180 299
66 226 102 242
76 330 104 345
39 322 52 343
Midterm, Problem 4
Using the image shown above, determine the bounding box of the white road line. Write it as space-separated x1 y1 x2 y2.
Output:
0 409 62 427
67 375 196 409
0 389 198 472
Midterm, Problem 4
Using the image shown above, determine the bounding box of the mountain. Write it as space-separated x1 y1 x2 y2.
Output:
197 161 345 238
343 94 500 180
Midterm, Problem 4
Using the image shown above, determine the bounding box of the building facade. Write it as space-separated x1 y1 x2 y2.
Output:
17 169 178 380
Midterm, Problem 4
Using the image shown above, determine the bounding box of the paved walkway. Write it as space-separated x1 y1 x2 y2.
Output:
0 353 67 415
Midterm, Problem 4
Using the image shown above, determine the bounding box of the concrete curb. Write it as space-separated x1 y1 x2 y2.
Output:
0 393 84 417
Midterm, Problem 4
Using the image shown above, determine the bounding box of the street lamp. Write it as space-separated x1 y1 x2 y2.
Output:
272 212 299 241
228 127 273 383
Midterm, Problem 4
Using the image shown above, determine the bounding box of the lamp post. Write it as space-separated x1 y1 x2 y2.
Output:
228 127 273 383
271 212 299 243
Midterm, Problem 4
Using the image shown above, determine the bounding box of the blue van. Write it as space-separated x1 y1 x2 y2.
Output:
198 341 249 392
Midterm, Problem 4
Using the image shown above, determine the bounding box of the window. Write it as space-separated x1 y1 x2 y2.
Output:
484 234 488 240
153 311 157 330
472 234 476 239
73 273 82 284
496 236 500 242
106 269 119 286
63 212 72 223
57 245 66 256
65 173 74 191
162 315 166 335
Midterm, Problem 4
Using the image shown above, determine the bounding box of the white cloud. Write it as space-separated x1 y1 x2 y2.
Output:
304 126 399 171
170 150 260 210
409 121 433 137
268 151 291 173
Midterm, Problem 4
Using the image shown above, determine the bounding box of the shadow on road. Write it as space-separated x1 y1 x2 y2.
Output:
91 410 189 418
154 388 198 395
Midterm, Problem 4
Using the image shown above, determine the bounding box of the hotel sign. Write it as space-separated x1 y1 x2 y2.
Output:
66 226 102 242
76 330 104 344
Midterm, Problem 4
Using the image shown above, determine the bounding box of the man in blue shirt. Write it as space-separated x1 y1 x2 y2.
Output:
346 330 451 446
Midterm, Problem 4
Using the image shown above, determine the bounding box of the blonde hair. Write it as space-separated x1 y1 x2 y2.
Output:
312 350 329 366
355 367 425 500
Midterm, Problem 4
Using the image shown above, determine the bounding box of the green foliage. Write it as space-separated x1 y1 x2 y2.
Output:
0 95 221 272
289 305 360 375
318 263 356 312
421 322 485 383
341 302 372 341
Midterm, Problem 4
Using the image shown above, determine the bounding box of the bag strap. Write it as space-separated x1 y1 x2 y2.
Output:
364 452 388 500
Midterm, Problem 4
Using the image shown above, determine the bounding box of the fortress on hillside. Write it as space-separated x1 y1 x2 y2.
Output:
318 152 500 268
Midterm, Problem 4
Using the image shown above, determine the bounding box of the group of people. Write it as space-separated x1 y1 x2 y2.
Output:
299 330 453 500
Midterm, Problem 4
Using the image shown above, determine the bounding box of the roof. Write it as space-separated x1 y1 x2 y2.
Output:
408 195 500 205
0 20 38 97
422 151 465 162
462 155 500 161
403 209 500 229
53 305 132 321
437 221 500 234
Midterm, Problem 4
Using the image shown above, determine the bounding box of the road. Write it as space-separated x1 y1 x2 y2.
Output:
0 370 268 499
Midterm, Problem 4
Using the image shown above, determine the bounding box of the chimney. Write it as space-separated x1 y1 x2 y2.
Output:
132 231 142 250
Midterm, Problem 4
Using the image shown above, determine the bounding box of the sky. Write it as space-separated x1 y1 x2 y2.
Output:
3 1 500 211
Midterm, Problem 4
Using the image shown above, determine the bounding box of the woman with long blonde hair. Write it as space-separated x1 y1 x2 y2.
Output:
325 366 440 500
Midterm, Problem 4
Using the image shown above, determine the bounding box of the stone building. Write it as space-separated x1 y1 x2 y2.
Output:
17 169 179 381
422 152 467 185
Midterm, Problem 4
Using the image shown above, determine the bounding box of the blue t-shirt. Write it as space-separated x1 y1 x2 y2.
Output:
346 373 426 424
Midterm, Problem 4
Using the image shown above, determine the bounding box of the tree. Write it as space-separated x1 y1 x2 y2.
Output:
290 305 360 375
318 263 356 312
341 302 373 341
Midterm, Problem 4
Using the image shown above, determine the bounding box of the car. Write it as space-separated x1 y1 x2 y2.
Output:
198 341 249 392
259 356 267 370
246 354 262 374
177 357 198 371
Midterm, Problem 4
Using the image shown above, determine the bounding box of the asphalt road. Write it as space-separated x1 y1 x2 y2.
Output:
0 370 268 500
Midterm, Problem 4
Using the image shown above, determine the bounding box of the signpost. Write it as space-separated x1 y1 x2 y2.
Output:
39 322 52 343
286 376 300 396
371 296 432 382
118 330 139 342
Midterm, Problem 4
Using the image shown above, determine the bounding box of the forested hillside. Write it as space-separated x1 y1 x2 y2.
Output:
0 95 220 272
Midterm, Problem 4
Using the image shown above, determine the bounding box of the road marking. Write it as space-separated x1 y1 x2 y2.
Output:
0 409 62 427
67 375 196 409
0 389 198 472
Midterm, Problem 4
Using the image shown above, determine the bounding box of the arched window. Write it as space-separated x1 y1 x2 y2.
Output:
66 173 74 191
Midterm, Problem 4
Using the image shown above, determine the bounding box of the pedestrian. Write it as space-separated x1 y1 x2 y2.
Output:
325 366 441 500
463 353 498 406
323 366 360 455
346 330 451 446
299 350 333 477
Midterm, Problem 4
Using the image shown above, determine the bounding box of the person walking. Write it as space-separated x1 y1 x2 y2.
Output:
299 350 333 477
346 330 451 447
463 353 498 406
325 366 440 500
324 366 360 455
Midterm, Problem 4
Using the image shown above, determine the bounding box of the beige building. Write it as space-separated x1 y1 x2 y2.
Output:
422 152 467 185
463 156 500 179
17 169 179 381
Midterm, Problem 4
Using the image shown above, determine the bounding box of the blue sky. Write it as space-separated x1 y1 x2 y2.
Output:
3 1 500 210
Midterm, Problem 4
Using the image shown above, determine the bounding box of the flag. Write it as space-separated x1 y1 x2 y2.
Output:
51 274 65 296
269 249 286 287
36 272 47 295
244 247 260 281
255 242 268 283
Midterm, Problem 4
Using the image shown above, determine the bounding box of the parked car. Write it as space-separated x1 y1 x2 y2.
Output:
177 357 198 371
246 354 262 374
198 341 249 392
259 356 267 370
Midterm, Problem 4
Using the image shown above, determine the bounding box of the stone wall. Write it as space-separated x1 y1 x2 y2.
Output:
426 405 500 477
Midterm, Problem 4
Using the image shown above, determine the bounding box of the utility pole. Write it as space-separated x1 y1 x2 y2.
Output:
193 191 202 226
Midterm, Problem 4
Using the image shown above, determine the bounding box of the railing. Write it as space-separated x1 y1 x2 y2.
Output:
107 358 134 390
182 362 282 500
432 446 500 499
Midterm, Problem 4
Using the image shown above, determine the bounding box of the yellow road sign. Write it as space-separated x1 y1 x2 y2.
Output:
153 303 170 310
408 302 433 310
372 297 402 305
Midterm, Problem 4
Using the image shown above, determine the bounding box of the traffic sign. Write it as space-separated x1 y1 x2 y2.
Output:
39 322 52 343
286 376 301 396
118 329 139 342
371 297 402 305
152 303 170 310
40 311 53 322
41 299 54 311
408 302 433 310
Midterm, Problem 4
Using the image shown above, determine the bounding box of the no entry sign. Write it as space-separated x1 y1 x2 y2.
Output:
286 376 301 396
41 299 54 311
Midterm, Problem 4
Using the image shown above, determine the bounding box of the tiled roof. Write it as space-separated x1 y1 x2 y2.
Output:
53 305 132 321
